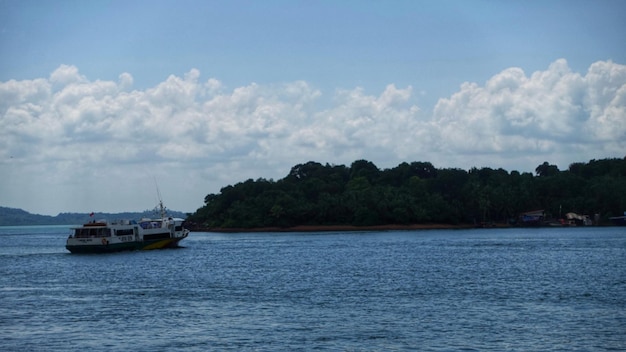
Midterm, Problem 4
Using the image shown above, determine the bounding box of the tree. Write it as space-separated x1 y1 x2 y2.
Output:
189 157 626 228
350 160 380 183
535 162 559 177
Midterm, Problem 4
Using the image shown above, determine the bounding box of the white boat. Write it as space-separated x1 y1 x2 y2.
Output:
609 211 626 226
66 201 189 254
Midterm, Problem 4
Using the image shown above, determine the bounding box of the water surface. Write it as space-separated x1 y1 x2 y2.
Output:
1 226 624 351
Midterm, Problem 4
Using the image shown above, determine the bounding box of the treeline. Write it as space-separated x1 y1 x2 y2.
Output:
188 157 626 228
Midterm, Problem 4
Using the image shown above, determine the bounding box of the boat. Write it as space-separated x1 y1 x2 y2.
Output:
519 210 545 226
66 200 190 254
609 212 626 226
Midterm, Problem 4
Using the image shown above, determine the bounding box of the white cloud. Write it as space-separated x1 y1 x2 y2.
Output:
432 58 626 169
49 64 87 86
1 59 625 215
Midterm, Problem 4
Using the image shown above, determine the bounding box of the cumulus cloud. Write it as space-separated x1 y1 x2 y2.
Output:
1 59 625 214
433 59 626 168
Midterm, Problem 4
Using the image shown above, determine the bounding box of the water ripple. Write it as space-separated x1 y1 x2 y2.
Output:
0 227 625 351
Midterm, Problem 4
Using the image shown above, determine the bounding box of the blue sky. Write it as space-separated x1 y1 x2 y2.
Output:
4 0 624 102
1 0 625 215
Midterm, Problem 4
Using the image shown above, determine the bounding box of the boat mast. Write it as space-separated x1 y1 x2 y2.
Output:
154 178 167 219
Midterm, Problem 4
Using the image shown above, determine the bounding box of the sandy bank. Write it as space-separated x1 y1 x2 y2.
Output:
191 223 507 233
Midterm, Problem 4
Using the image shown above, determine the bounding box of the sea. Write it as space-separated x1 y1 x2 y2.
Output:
0 225 624 351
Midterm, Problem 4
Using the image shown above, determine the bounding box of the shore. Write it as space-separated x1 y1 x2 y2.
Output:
191 223 509 233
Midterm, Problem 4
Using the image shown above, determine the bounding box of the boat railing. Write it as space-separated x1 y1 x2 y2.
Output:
109 219 137 225
139 221 164 229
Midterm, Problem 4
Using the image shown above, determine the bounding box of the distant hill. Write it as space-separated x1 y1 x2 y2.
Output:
0 206 188 226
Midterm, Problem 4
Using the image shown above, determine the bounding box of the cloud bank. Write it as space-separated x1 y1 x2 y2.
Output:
1 59 625 214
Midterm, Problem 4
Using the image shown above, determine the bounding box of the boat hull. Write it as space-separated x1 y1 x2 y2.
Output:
65 236 186 254
609 216 626 226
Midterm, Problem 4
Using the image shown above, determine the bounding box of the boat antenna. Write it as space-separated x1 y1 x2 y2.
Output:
154 177 167 218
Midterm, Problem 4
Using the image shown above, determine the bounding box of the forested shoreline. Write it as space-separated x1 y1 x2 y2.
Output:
188 157 626 230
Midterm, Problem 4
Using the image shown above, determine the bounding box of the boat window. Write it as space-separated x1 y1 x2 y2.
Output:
73 228 110 238
140 221 162 229
116 229 134 236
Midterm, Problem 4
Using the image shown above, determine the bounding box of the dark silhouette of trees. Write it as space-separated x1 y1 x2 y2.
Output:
535 161 560 177
188 157 626 228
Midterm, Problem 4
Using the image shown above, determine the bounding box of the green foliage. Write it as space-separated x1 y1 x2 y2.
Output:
187 157 626 228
